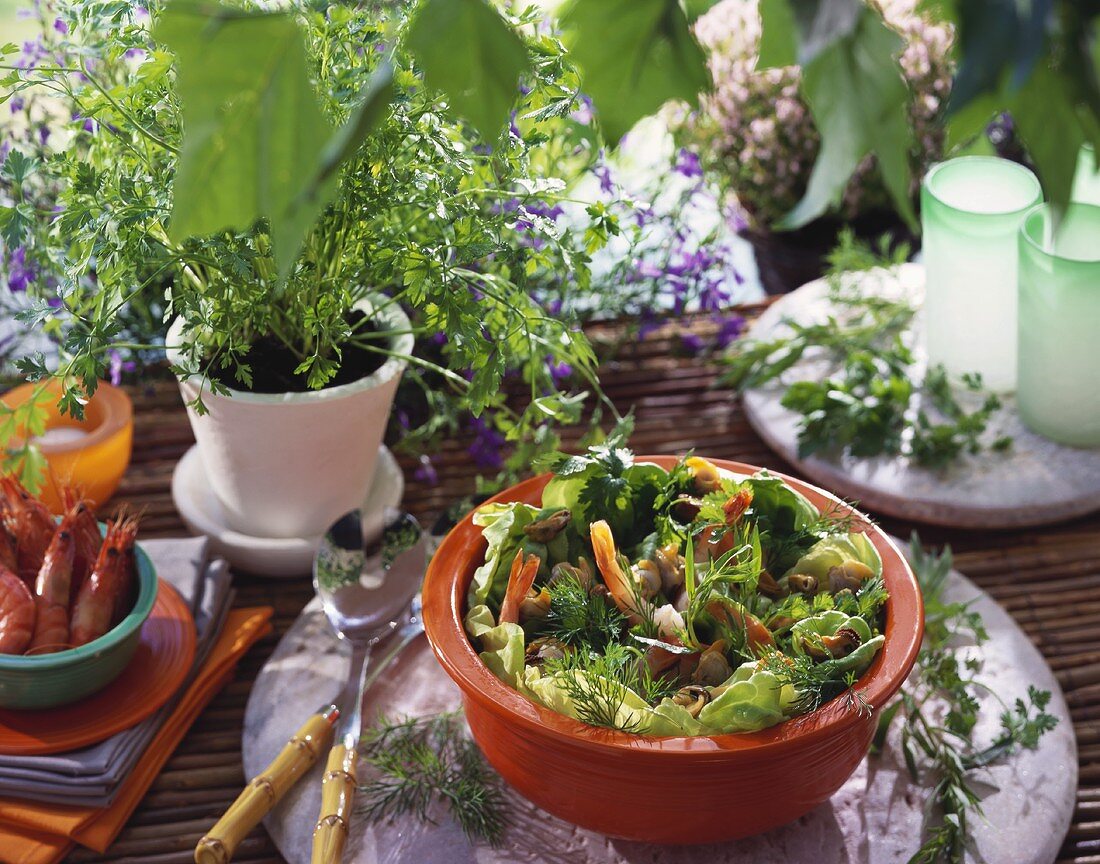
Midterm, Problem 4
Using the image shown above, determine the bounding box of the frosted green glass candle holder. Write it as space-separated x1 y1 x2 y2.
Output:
922 156 1042 393
1018 202 1100 447
1072 144 1100 206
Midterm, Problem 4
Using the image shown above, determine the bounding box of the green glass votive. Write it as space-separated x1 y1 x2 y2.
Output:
922 156 1043 393
1017 202 1100 447
1072 144 1100 206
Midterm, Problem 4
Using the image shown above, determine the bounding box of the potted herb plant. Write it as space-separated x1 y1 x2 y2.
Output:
676 0 953 294
0 0 613 535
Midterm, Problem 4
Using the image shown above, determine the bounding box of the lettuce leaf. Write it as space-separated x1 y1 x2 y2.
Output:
465 603 527 688
790 610 884 675
468 502 540 608
783 532 882 580
696 664 793 733
746 472 819 535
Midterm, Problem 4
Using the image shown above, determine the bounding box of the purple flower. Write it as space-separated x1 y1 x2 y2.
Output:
638 311 663 340
107 349 123 387
413 455 439 486
18 38 44 70
570 94 594 126
467 416 505 471
680 332 704 355
524 201 564 221
548 360 573 386
429 331 447 346
593 163 614 195
509 111 521 140
10 97 25 114
124 47 146 60
674 148 703 179
0 141 10 165
630 259 663 282
6 247 36 292
53 17 68 35
714 314 746 350
38 124 50 145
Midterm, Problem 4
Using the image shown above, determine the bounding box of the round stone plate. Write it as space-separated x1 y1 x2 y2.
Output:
741 263 1100 528
243 553 1076 864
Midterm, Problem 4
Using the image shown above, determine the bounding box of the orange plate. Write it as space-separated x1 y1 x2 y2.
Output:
0 580 196 755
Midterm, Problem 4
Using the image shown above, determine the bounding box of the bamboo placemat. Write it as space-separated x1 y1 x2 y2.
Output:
71 302 1100 864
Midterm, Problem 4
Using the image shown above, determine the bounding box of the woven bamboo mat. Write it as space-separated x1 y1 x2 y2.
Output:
72 302 1100 864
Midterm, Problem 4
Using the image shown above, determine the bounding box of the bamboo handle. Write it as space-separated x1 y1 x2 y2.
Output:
195 710 336 864
311 741 358 864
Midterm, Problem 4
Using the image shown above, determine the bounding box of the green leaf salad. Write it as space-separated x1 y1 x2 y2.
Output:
464 433 889 736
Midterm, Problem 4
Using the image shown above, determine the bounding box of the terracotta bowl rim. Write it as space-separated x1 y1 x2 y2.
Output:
422 455 924 756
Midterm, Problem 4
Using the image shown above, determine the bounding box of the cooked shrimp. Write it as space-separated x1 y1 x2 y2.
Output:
1 477 55 586
0 567 35 654
498 550 540 626
61 491 101 605
706 598 775 654
70 513 138 647
28 526 75 653
722 488 753 525
0 525 16 575
589 520 647 625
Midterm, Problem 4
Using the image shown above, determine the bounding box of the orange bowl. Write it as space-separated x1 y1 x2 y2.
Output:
422 456 924 844
1 379 133 513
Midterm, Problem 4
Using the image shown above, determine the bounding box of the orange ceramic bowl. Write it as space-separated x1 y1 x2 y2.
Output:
422 456 923 844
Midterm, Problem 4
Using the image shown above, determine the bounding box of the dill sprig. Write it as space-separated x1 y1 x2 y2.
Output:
757 650 869 716
875 534 1059 864
541 573 627 651
544 642 644 731
833 574 890 628
681 529 763 652
358 712 510 845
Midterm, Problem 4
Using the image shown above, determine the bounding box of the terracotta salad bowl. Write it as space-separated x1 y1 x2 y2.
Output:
422 456 924 844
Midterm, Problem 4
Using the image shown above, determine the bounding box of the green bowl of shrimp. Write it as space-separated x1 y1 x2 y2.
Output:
0 542 157 710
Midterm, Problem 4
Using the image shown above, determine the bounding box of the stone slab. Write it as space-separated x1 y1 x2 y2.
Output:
741 264 1100 528
242 556 1076 864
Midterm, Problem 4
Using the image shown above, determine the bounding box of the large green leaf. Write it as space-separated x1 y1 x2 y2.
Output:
758 0 862 70
946 0 1052 113
777 6 916 231
405 0 531 142
561 0 709 143
1013 63 1089 213
154 0 392 278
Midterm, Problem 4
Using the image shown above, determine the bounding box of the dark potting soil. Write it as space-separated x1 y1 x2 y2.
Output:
204 311 387 394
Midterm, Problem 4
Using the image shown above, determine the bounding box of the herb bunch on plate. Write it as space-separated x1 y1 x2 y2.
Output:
723 232 1011 469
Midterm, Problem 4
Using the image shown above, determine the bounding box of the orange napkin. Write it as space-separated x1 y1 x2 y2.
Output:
0 606 273 864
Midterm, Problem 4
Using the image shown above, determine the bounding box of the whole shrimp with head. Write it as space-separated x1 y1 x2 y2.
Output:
27 512 76 654
70 511 139 647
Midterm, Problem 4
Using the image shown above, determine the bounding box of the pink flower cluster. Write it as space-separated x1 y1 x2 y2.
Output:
682 0 953 229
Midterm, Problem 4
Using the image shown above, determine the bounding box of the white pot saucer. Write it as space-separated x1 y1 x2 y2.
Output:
171 444 404 577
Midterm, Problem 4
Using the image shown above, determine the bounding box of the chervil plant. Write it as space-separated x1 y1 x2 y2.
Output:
0 0 749 489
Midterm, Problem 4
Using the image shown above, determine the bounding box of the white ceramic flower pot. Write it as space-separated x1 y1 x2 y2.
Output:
166 295 413 539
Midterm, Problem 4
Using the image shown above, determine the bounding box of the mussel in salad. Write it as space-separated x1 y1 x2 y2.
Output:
464 442 888 736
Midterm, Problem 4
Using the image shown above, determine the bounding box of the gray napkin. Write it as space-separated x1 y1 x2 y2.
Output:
0 537 234 807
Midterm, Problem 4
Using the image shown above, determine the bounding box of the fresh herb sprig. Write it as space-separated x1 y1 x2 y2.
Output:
877 535 1059 864
543 642 643 731
723 231 1012 468
542 574 627 651
358 713 510 845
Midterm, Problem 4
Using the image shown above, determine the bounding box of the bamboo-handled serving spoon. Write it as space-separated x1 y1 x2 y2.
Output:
194 510 425 864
